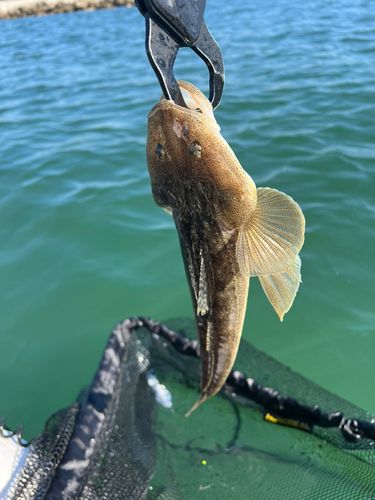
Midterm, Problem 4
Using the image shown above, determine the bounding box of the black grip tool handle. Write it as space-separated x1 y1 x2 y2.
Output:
136 0 224 110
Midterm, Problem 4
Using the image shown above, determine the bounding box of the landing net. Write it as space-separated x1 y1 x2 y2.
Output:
2 317 375 500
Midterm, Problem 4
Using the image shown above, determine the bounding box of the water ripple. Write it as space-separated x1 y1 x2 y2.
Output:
1 0 375 436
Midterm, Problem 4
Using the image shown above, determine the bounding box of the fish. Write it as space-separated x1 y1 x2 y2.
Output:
146 81 305 416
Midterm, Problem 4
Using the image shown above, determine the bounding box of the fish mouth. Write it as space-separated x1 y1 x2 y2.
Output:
151 81 221 134
177 81 221 133
179 85 213 116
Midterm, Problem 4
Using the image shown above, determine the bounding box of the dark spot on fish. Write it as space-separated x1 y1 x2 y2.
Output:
155 143 165 160
189 141 202 159
182 123 189 136
173 118 189 138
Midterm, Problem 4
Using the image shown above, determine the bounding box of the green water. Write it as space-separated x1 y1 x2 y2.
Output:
0 1 374 441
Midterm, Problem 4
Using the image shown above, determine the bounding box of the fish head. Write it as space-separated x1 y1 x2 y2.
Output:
146 81 257 229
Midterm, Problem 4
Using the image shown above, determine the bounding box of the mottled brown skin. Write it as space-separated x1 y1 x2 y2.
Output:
146 83 256 413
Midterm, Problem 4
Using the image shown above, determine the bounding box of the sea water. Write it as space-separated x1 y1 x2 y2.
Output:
0 0 374 439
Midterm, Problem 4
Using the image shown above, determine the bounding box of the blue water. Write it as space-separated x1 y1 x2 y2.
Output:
0 0 374 440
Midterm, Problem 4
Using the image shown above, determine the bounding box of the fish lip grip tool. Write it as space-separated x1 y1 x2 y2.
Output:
135 0 224 110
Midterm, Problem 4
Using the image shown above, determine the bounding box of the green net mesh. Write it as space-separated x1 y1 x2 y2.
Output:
3 317 375 500
144 318 375 500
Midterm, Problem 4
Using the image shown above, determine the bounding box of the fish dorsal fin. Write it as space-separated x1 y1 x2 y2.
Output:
236 187 305 277
259 255 302 321
197 257 209 316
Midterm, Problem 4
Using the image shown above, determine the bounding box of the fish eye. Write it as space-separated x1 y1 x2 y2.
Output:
155 143 165 160
189 141 202 159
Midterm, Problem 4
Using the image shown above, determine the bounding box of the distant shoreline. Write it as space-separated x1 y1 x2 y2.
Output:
0 0 133 20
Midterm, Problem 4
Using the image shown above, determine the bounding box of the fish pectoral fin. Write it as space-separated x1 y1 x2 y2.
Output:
236 187 305 277
161 206 173 215
259 255 302 321
197 257 209 316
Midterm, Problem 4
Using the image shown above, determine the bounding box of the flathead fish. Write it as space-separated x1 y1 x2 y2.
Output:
146 81 305 416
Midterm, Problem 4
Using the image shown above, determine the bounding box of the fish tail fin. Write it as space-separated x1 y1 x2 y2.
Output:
236 187 305 277
185 394 208 418
259 255 302 321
